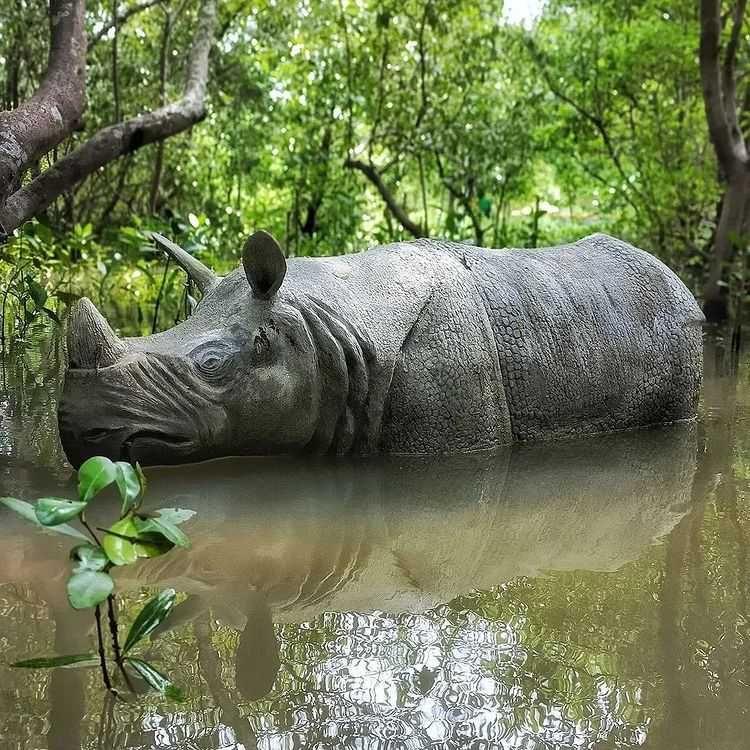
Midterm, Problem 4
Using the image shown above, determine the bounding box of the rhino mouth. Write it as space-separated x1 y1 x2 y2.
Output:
65 425 196 466
122 430 196 464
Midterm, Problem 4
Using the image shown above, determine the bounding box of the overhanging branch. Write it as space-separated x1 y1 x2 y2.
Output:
0 0 217 234
721 0 748 150
345 157 426 238
0 0 87 200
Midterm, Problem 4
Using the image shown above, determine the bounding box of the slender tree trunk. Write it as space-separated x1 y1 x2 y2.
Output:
149 8 172 214
703 170 750 322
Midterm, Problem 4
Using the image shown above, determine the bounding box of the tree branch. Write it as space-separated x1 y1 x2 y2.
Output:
0 0 217 234
111 0 121 122
148 3 175 213
527 37 655 215
434 150 483 245
87 0 162 51
0 0 87 203
413 2 431 131
721 0 748 149
368 35 390 162
700 0 743 175
345 158 426 237
337 0 355 152
530 43 620 170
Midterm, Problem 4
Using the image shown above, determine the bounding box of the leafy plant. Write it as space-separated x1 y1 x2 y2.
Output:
1 456 195 700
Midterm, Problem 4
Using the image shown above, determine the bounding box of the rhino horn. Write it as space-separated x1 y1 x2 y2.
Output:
67 298 126 369
242 230 287 299
151 232 219 295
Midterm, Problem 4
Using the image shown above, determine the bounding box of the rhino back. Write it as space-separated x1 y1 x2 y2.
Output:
412 233 703 440
283 234 701 447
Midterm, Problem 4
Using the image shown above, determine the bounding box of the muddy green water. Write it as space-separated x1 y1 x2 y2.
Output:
0 328 748 749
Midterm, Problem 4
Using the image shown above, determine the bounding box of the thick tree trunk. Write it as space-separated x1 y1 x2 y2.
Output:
703 170 750 323
0 0 86 203
0 0 216 236
699 0 749 323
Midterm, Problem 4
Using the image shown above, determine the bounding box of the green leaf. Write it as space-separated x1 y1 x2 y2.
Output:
135 463 148 498
77 456 117 503
101 515 166 565
101 516 139 565
153 507 196 525
41 306 61 325
70 543 109 572
479 196 492 217
123 589 177 654
135 516 190 548
12 653 99 669
2 496 43 524
125 657 184 701
0 497 89 542
115 461 142 514
35 497 87 526
25 276 47 307
66 570 114 610
135 537 172 557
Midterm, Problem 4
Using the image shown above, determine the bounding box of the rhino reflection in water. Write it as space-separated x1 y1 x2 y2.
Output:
108 423 697 624
0 425 698 622
0 425 697 747
58 231 703 466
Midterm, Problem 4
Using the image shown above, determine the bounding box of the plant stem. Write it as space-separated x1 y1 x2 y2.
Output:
106 595 135 692
80 512 102 546
152 255 170 333
94 604 116 697
96 527 143 543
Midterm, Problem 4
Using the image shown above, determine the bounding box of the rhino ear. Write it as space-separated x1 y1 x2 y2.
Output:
242 231 287 299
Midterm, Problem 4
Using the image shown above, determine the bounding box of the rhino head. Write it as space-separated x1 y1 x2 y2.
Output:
59 231 331 467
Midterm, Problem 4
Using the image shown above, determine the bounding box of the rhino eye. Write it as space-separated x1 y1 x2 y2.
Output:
190 342 235 380
201 354 222 371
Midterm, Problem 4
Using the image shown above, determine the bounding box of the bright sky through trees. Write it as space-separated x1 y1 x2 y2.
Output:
503 0 544 26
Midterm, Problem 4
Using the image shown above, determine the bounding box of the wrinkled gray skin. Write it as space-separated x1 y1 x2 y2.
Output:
58 231 704 466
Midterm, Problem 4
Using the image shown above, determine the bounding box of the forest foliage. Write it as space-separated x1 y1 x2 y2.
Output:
0 0 747 331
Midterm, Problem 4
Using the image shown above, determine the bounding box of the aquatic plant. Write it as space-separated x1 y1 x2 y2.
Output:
1 456 194 700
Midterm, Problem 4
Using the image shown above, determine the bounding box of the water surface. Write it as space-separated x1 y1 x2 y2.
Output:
0 328 748 749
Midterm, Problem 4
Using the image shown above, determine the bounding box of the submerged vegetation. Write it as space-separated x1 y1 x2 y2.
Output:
1 456 194 700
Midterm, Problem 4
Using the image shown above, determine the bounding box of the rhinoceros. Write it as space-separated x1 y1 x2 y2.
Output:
58 231 703 466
